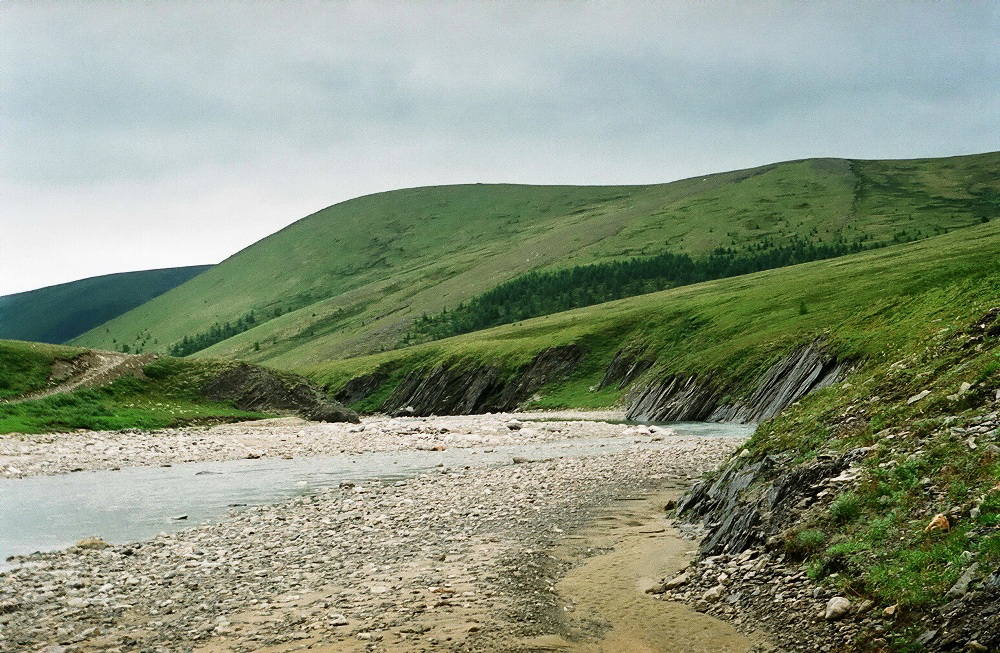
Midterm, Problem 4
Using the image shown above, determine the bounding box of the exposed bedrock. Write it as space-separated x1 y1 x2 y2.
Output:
203 364 359 423
381 344 584 417
626 340 845 424
677 447 869 556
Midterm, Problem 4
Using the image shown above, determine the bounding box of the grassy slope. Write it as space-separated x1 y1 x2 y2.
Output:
0 265 212 345
302 219 1000 413
0 343 269 434
0 340 85 400
71 152 999 365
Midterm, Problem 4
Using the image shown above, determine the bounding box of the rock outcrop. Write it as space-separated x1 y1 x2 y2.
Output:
335 371 388 405
597 348 655 390
380 345 584 416
203 364 359 423
678 447 869 556
627 340 845 423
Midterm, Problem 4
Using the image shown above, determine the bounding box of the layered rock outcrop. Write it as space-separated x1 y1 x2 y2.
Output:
379 345 584 416
626 340 845 423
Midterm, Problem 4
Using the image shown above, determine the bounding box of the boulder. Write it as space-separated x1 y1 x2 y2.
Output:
824 596 851 620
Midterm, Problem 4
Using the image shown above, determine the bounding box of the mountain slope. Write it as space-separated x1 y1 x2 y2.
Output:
71 152 999 365
303 218 1000 416
0 265 212 345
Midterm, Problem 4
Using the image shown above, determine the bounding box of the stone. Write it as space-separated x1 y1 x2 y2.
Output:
824 596 851 620
702 585 724 603
74 537 108 551
906 390 931 405
663 572 690 590
945 563 979 599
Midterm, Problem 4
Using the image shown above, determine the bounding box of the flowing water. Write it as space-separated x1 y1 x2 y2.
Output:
0 422 752 566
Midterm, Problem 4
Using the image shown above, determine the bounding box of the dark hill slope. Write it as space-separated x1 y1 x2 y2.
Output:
0 265 212 345
71 152 999 365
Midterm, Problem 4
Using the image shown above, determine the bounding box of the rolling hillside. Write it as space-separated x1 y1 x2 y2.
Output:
0 265 212 345
303 218 1000 414
71 152 999 365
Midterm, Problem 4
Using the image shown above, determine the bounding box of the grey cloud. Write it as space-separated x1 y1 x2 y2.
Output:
0 1 997 294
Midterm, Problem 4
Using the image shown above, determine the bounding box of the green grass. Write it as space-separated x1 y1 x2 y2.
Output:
70 152 999 366
0 354 271 435
305 219 1000 414
0 340 85 399
0 265 211 345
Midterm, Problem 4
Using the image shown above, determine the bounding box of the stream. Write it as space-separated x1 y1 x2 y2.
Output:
0 422 753 566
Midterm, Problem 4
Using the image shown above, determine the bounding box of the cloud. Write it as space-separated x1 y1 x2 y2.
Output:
0 1 997 295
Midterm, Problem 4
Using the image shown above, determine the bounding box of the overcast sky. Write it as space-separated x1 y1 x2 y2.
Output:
1 1 998 296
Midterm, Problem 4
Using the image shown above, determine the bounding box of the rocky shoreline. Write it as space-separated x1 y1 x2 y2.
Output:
1 413 760 653
0 411 654 480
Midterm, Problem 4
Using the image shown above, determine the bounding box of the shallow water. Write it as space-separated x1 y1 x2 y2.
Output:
0 422 751 566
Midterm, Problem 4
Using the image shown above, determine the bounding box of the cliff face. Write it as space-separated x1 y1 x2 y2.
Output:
335 339 843 421
677 447 869 556
376 345 585 416
626 340 844 423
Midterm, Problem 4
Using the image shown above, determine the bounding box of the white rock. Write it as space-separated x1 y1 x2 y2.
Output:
702 585 724 603
824 596 851 620
663 572 690 590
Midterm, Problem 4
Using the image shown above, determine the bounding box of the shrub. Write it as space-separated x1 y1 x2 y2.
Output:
785 528 827 559
830 492 863 523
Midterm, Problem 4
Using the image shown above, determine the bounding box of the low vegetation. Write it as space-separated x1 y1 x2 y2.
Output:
753 307 1000 650
0 353 270 434
0 340 85 400
71 152 1000 365
306 219 1000 414
0 265 210 345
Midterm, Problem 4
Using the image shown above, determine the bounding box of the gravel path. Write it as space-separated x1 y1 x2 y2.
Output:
0 414 754 653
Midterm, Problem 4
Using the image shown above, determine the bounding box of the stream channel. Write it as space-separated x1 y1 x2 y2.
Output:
0 422 752 567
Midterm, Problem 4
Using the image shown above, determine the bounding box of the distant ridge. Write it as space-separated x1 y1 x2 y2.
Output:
71 151 999 365
0 265 212 344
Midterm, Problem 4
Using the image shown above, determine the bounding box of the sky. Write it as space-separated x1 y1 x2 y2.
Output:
1 1 998 297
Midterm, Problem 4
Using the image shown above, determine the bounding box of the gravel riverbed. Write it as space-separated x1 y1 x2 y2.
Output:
1 412 647 480
0 413 756 652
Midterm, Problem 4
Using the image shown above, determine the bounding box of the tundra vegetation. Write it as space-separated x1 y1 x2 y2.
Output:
69 153 1000 366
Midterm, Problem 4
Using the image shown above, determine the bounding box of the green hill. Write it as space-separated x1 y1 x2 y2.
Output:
71 152 999 365
0 339 357 434
304 218 1000 415
0 265 212 345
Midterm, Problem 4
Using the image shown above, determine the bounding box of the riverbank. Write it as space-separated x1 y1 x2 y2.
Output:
0 415 769 653
0 411 689 479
